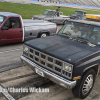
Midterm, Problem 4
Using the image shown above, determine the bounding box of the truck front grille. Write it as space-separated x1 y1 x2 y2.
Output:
29 54 33 59
47 63 53 69
35 57 39 62
48 57 53 62
30 48 33 53
23 46 72 79
41 54 46 59
35 51 39 56
55 60 62 66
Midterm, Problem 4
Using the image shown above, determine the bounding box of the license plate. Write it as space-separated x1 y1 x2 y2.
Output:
35 68 44 77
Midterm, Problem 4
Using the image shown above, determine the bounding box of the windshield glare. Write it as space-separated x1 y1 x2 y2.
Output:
0 15 5 25
58 21 100 45
43 10 54 16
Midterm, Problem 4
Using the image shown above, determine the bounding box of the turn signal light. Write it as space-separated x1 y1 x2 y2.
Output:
73 76 81 80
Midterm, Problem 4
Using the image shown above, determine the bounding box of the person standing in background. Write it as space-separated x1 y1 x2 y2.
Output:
56 7 61 16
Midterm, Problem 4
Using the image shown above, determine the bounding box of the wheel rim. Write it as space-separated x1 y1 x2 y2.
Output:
64 20 67 24
82 74 93 95
41 33 47 37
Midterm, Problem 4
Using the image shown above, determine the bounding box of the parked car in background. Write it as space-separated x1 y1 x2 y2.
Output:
21 19 100 99
70 10 86 20
0 12 57 45
32 9 70 24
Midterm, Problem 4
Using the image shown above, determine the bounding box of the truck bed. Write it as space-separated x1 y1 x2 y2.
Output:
23 19 56 27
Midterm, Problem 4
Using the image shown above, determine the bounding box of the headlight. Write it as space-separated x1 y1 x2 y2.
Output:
24 45 28 52
64 63 73 72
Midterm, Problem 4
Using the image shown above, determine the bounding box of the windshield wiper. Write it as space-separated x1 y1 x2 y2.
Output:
77 37 89 43
77 37 96 47
61 33 72 39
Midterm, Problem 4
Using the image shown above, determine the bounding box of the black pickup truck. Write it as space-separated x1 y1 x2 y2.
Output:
21 19 100 99
70 10 86 20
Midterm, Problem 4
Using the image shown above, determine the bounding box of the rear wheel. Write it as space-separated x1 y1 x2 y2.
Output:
40 33 47 38
72 69 96 99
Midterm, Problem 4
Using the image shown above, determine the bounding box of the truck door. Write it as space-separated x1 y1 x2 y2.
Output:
53 12 63 24
0 16 23 44
53 16 64 24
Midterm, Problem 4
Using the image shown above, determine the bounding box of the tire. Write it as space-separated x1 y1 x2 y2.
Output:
39 33 47 38
72 69 96 99
48 20 51 22
63 20 67 25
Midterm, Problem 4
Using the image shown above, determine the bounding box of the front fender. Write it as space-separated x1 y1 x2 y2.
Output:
73 62 99 86
73 61 100 80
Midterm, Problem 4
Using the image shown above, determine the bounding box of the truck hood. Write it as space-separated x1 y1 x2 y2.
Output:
70 14 80 18
33 15 49 20
25 35 99 64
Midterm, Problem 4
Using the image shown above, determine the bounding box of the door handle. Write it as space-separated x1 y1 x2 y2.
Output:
20 30 23 32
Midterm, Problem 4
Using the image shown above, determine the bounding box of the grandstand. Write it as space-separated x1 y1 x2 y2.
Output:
39 0 100 7
1 0 100 9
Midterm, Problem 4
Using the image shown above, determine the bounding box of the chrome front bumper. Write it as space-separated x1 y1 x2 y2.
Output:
21 56 76 89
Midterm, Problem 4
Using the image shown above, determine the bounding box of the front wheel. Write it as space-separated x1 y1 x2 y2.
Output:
63 20 68 25
72 69 96 99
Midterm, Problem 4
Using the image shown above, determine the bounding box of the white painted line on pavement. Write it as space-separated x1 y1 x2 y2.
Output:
0 85 15 100
0 48 23 54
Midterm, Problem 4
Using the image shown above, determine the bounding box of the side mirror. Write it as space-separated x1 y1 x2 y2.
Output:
1 26 9 30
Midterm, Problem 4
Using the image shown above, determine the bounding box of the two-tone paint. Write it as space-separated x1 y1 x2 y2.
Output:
0 12 57 45
32 9 70 24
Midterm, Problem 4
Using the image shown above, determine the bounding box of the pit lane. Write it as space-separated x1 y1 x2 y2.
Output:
0 25 100 100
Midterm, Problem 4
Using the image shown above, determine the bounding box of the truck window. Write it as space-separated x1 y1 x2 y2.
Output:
58 21 100 45
93 26 100 45
0 15 6 25
4 17 21 29
43 10 54 16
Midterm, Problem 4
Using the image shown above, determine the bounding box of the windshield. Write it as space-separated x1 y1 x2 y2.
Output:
0 15 6 25
43 10 54 16
74 11 83 15
58 21 100 45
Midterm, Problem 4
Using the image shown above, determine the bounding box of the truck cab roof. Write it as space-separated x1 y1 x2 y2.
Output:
75 10 87 13
0 12 20 17
69 19 100 27
45 9 55 11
